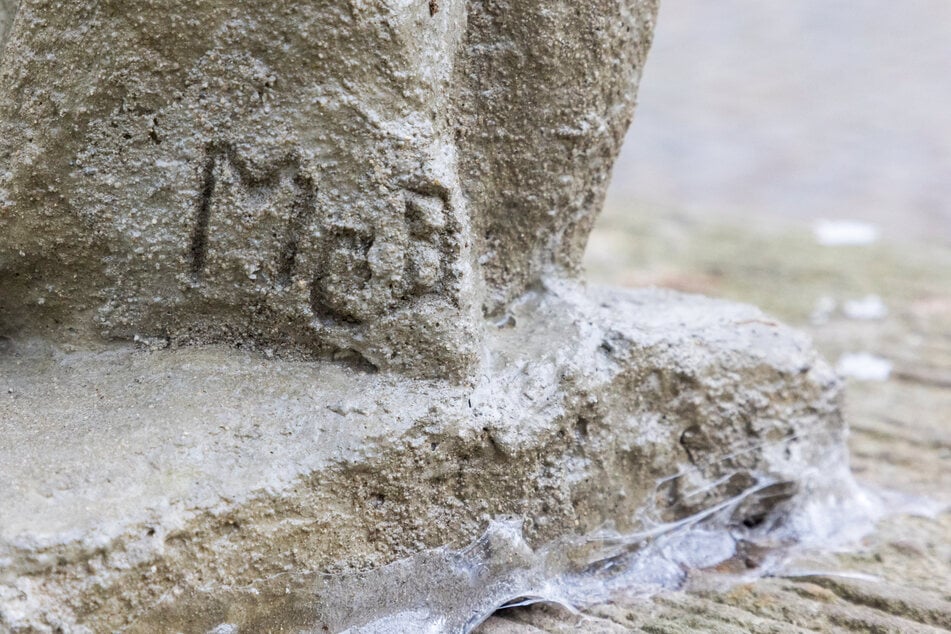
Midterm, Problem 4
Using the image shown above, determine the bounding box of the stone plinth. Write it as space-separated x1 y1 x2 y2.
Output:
0 285 848 631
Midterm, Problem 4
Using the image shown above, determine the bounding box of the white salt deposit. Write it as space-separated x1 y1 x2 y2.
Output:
813 220 880 246
836 352 892 381
842 295 888 321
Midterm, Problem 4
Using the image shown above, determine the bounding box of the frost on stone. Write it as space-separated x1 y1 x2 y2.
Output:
305 468 877 633
0 2 865 632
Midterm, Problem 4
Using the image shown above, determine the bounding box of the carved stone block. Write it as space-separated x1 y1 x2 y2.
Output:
0 0 658 379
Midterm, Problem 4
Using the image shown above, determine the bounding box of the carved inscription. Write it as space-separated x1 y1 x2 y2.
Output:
189 145 455 325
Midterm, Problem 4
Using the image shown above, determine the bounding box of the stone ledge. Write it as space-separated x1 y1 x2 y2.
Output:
0 283 849 632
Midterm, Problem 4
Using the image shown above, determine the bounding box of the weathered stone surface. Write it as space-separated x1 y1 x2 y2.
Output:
0 2 17 50
0 285 848 632
486 194 951 633
0 0 656 379
0 2 863 632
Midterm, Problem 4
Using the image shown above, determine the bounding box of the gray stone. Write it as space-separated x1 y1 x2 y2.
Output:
0 0 657 379
0 286 849 632
0 1 859 632
0 2 18 50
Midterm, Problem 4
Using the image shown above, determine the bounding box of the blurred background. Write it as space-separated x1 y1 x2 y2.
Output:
586 0 950 499
602 0 951 243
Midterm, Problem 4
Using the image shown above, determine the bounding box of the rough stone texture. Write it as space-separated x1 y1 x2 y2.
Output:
0 2 18 50
456 2 655 314
0 0 656 379
0 284 848 632
0 1 865 632
477 199 951 632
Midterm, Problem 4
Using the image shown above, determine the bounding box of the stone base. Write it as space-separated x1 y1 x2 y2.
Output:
0 283 849 632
